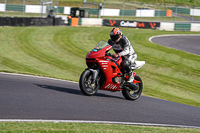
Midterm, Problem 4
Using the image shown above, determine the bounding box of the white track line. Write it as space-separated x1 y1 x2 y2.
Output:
149 34 200 43
0 72 78 84
0 119 199 128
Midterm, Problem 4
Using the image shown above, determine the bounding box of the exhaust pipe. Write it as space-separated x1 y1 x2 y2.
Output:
125 82 139 91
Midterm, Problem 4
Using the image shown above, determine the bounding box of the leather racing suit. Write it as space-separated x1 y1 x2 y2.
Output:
108 35 137 75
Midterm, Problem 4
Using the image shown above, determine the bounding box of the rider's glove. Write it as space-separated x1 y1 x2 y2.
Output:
112 53 121 58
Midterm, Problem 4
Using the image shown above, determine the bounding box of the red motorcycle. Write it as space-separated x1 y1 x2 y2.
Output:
79 41 145 100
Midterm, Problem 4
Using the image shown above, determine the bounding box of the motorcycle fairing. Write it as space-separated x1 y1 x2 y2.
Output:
96 59 122 92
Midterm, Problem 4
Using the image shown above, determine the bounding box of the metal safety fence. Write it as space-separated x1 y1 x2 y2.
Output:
0 0 199 22
0 0 60 17
98 1 200 22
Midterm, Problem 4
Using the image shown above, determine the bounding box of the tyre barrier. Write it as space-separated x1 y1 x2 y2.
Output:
0 17 62 26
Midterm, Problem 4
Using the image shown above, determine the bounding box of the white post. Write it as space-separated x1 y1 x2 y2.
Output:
23 0 25 17
4 0 6 17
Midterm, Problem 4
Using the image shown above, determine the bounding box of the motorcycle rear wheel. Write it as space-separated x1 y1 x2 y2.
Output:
122 74 143 100
79 69 99 96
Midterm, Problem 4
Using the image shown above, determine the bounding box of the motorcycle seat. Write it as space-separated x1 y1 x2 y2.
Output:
131 61 145 70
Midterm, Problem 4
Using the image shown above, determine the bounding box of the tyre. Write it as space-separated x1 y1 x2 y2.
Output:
79 69 99 96
122 74 143 100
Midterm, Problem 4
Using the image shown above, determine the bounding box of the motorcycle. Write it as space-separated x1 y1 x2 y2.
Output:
79 41 145 100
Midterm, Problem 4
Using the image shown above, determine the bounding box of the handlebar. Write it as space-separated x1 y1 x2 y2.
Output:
105 53 112 57
105 52 120 63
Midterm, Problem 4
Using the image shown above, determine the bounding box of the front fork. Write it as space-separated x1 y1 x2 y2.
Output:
88 68 100 84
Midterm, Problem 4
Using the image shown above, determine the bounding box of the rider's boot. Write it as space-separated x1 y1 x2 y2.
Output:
127 71 139 91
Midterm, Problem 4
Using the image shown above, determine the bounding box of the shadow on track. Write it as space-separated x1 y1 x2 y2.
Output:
34 84 124 100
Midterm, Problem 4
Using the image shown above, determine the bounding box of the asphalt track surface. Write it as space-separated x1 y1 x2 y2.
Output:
0 73 200 128
150 35 200 56
173 13 200 22
0 35 200 128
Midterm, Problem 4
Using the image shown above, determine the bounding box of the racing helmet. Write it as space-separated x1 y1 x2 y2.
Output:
110 27 122 42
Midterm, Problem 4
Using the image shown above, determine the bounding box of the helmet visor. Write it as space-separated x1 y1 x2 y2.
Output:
110 34 119 41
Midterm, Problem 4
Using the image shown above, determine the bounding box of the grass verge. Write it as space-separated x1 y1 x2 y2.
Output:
0 122 200 133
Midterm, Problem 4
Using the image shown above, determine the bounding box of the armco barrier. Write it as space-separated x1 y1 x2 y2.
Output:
171 7 190 15
100 9 120 16
89 8 173 17
81 18 102 26
136 10 155 17
160 22 175 31
120 10 136 16
190 23 200 32
89 8 99 15
0 3 183 17
25 5 46 13
174 23 191 31
6 4 24 12
0 3 5 11
190 9 200 16
1 3 200 17
155 10 167 17
159 22 200 32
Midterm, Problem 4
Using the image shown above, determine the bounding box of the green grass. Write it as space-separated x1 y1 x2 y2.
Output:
0 26 199 108
0 122 200 132
1 0 200 6
55 0 200 6
0 11 42 17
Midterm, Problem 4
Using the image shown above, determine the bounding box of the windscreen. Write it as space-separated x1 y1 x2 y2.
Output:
92 41 109 51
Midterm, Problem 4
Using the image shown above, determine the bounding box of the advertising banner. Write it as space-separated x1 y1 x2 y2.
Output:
103 19 160 29
137 21 160 29
103 19 137 28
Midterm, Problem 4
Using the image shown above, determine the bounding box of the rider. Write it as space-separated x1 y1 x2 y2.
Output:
108 27 138 88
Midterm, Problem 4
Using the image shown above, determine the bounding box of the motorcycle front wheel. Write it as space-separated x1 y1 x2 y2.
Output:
122 74 143 100
79 69 99 96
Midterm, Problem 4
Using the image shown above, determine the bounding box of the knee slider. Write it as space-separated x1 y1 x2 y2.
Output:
122 60 131 72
